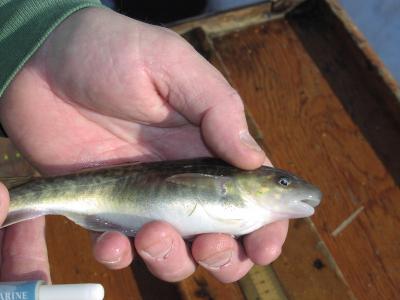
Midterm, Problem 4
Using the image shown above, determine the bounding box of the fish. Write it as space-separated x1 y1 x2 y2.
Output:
0 158 322 238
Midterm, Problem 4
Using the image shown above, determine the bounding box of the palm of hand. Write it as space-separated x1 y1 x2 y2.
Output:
3 9 219 173
0 7 287 283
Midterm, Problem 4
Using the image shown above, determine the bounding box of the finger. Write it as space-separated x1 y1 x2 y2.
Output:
153 45 266 170
0 182 10 269
134 221 196 282
92 231 133 270
1 217 50 282
191 234 253 283
140 124 213 161
202 103 266 170
0 182 10 225
263 157 273 167
243 220 289 265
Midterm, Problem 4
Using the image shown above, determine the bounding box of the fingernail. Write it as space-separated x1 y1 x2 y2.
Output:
198 250 232 270
140 238 173 260
240 130 263 152
263 157 273 167
96 233 123 264
101 256 122 264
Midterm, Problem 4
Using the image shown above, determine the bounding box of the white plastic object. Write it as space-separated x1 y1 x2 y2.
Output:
39 283 104 300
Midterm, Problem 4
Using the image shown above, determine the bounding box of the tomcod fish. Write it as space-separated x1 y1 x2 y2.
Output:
0 158 322 238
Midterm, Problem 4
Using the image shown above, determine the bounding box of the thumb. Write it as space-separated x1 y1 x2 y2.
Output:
158 47 266 169
201 93 266 169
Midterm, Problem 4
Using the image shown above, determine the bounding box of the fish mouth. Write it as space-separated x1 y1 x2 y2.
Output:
288 201 315 217
300 197 320 208
285 191 322 218
300 188 322 207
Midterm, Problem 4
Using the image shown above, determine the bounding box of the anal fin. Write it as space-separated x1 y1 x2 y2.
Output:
1 209 46 228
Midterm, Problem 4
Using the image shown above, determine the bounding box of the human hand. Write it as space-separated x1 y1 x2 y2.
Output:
0 8 288 282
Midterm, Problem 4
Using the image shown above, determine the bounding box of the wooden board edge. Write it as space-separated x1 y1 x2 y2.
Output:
171 1 307 37
324 0 400 118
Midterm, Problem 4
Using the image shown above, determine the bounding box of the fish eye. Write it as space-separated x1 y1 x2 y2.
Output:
278 177 291 187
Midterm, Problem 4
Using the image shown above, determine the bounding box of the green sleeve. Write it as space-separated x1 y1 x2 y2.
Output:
0 0 106 97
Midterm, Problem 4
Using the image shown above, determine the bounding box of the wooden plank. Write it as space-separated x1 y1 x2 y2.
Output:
172 2 278 36
324 0 400 124
287 0 400 186
46 216 143 300
211 6 400 299
272 219 353 299
181 25 352 300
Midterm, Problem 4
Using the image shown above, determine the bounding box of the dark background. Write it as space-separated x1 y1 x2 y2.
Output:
114 0 208 24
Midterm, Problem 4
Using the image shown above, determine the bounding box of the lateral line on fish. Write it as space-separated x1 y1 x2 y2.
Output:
331 206 364 237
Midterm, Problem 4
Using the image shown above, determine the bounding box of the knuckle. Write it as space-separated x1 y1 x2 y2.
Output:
226 88 245 111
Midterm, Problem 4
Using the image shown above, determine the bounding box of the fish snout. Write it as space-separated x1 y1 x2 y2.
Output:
300 189 322 208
